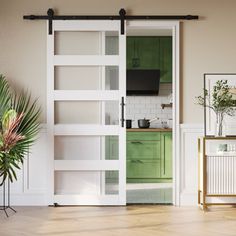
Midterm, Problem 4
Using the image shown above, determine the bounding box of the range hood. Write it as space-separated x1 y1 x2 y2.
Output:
126 69 160 96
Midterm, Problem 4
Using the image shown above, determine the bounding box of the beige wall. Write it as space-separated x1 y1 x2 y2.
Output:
1 0 236 123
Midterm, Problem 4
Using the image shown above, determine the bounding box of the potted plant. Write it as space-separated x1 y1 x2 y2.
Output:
196 80 236 136
0 74 40 196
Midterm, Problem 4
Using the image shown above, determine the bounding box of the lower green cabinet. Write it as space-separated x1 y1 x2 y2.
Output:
105 136 118 181
127 160 161 179
127 140 161 160
106 132 172 183
161 132 172 178
127 131 172 183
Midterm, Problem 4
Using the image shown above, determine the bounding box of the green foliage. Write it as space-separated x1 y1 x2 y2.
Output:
196 80 236 117
0 75 41 185
0 75 11 122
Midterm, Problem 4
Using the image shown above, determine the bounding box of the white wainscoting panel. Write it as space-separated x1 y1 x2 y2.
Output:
0 125 48 206
180 124 203 205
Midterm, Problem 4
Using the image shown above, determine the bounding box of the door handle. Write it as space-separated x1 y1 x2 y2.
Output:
120 96 125 127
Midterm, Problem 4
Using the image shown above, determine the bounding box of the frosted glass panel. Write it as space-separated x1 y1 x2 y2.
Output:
55 31 119 55
55 101 119 125
55 171 119 195
55 31 100 55
55 136 119 160
54 66 119 91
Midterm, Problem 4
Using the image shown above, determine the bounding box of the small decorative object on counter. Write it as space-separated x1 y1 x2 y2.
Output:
126 119 133 129
217 143 228 153
161 120 168 129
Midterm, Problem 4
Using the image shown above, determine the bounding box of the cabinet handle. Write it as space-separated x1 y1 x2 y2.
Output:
130 160 143 164
163 135 166 175
137 160 143 164
131 141 143 144
120 97 125 127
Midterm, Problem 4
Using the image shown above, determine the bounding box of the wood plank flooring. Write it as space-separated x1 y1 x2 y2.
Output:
1 205 236 236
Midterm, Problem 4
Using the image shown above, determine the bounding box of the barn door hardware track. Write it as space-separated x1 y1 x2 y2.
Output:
23 8 198 35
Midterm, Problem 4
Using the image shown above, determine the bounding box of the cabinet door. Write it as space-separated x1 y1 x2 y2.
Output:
126 37 160 70
127 160 161 179
105 136 118 160
127 37 135 69
127 140 161 160
138 37 160 69
161 132 172 178
105 136 119 181
159 37 172 83
127 131 160 141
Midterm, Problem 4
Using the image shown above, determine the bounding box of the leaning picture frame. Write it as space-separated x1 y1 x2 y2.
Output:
204 73 236 137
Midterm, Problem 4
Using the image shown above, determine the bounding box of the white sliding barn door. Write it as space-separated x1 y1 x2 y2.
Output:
47 20 126 205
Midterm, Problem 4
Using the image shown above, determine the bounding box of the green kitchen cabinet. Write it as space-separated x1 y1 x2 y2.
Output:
126 131 172 183
105 136 118 160
127 140 161 160
126 36 172 83
105 136 118 182
127 37 160 70
127 131 160 141
127 160 161 179
159 37 172 83
160 132 172 178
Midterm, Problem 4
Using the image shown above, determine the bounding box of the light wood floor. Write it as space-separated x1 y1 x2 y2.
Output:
1 205 236 236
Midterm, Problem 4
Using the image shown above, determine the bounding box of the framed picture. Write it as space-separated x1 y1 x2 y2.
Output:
204 73 236 136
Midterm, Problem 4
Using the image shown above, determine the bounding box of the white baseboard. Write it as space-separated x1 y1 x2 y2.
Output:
6 193 48 206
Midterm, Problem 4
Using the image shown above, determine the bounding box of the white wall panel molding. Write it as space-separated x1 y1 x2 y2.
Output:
180 123 203 206
0 124 48 205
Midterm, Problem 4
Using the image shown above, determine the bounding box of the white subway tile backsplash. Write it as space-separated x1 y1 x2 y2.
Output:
126 85 172 127
134 104 145 108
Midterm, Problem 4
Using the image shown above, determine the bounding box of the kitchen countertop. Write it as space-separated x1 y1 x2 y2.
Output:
127 128 172 132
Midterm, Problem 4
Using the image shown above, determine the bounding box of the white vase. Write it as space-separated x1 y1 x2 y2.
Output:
215 113 226 137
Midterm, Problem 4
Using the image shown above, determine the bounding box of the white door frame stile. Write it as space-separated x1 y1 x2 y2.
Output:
126 21 180 206
47 20 126 205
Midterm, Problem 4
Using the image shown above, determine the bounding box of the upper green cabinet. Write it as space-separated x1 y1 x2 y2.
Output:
159 37 172 83
126 36 172 83
127 37 160 69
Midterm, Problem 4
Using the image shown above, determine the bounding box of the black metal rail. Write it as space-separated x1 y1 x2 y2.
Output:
23 8 199 35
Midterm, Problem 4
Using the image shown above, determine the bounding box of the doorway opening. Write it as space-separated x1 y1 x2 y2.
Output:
125 21 179 205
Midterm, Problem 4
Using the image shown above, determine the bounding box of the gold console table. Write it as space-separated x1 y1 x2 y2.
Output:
198 136 236 210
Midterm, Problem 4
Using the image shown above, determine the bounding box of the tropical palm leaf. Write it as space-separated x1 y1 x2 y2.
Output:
0 75 11 121
0 75 41 185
